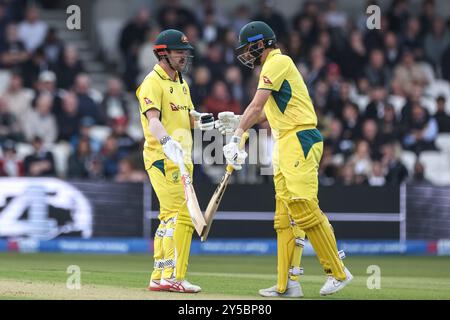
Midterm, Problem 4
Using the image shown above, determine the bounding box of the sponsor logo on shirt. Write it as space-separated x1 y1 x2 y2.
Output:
263 76 272 85
143 97 153 105
170 102 189 111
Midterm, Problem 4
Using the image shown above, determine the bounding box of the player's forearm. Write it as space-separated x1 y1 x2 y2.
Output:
235 101 264 137
148 117 169 143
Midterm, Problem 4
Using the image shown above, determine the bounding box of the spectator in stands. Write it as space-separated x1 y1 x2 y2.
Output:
57 92 80 142
42 27 64 65
231 4 250 35
224 65 247 107
363 15 388 53
21 47 49 88
67 136 93 179
368 160 386 186
403 103 438 153
252 0 287 43
0 139 24 177
202 80 240 119
381 142 409 184
137 27 160 81
341 101 361 144
365 49 391 88
319 143 339 186
341 29 366 81
442 44 450 81
379 103 401 143
34 70 62 116
384 31 402 68
364 86 388 120
387 0 410 34
17 6 47 53
222 28 238 65
325 63 343 111
306 45 327 90
74 74 103 125
324 118 345 155
101 135 121 179
435 95 450 132
2 72 33 129
114 157 147 183
0 97 22 143
70 116 102 154
100 78 128 126
401 17 423 59
190 65 211 108
361 118 383 159
157 0 197 30
201 8 221 43
411 161 430 184
200 42 225 81
392 49 429 97
23 92 57 146
337 162 356 186
111 117 137 159
424 16 450 70
420 0 436 36
324 0 347 30
348 140 373 178
0 3 10 48
285 31 304 64
119 8 151 59
53 45 84 89
24 136 56 177
328 80 354 119
0 23 29 69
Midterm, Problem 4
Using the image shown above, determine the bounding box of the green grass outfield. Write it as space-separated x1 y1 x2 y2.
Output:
0 253 450 300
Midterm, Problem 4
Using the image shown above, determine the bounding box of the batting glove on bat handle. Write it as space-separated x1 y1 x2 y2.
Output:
161 137 184 165
214 112 241 135
190 110 215 131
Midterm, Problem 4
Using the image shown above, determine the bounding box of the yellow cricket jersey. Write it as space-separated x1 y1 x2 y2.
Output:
257 49 317 137
136 64 194 169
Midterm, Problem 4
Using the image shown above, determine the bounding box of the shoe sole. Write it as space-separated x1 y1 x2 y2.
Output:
147 286 162 292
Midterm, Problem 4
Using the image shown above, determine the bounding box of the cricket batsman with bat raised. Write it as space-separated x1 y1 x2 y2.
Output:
136 29 214 293
218 21 353 297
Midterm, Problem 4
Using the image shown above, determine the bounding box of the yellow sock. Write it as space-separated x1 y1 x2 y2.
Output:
174 223 194 281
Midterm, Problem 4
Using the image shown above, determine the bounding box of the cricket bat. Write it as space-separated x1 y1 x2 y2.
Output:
201 132 249 242
179 162 207 236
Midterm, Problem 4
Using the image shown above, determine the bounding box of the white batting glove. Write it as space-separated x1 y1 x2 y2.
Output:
215 112 241 135
190 110 215 131
161 136 184 164
223 135 248 170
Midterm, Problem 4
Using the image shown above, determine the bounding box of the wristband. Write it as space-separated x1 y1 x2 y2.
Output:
160 136 171 145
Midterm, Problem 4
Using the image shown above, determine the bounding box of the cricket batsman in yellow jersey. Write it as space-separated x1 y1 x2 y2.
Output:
136 29 214 293
221 21 353 297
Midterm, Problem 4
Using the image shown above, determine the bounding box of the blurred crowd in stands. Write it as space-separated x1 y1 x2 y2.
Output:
1 0 450 186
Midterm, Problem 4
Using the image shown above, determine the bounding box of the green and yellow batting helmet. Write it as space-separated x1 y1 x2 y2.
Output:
236 21 276 68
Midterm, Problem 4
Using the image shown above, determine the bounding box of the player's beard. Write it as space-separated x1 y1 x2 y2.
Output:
168 54 193 74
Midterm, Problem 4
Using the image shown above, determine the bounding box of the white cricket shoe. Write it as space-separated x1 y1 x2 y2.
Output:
147 279 162 292
160 278 201 293
319 267 353 296
259 280 304 298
